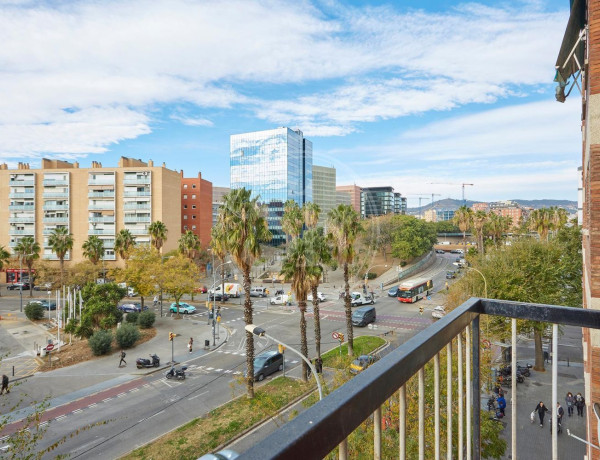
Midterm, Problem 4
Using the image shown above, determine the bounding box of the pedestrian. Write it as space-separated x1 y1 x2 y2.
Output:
445 281 449 291
552 402 565 433
566 392 575 417
188 337 193 353
497 394 506 416
576 392 586 416
153 295 158 307
534 401 549 427
119 349 127 367
315 357 323 374
1 374 9 394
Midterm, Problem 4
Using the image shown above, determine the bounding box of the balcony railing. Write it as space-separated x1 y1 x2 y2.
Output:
89 216 115 223
88 179 114 186
10 180 34 186
43 228 67 235
89 204 115 211
123 190 151 197
123 176 151 185
123 215 151 223
43 217 68 224
9 217 35 223
43 179 68 186
88 229 115 235
123 203 151 210
43 204 69 211
88 191 115 198
126 228 149 235
9 229 35 236
9 192 34 199
43 192 69 198
8 205 35 211
242 298 600 460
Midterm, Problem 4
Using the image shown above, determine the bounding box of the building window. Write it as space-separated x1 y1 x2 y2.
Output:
192 205 196 209
183 194 187 199
192 194 196 199
184 184 188 189
192 215 196 219
184 215 188 220
183 225 188 230
192 225 196 230
192 184 196 189
184 205 187 209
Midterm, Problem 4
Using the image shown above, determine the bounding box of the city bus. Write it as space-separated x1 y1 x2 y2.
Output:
397 278 433 303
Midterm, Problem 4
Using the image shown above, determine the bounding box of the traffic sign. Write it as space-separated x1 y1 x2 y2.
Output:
332 331 340 340
46 343 54 351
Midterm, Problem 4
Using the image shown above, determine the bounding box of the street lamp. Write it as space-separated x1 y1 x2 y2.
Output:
210 261 232 345
364 264 388 295
245 324 323 400
463 266 488 298
19 252 36 313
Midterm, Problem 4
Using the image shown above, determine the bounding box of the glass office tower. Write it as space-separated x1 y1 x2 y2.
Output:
230 127 313 245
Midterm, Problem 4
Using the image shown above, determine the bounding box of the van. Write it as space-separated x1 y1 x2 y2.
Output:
250 287 269 297
352 306 376 327
270 294 290 305
253 350 284 381
210 283 242 298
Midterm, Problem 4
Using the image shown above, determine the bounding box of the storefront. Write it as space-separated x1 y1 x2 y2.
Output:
3 268 34 284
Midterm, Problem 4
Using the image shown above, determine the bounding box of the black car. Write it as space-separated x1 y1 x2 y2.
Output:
208 293 230 302
118 302 147 313
387 286 399 297
7 282 30 291
435 249 445 254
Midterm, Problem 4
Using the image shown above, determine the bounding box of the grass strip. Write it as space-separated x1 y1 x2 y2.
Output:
322 335 386 369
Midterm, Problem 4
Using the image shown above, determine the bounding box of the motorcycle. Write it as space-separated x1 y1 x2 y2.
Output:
136 354 160 369
166 365 188 380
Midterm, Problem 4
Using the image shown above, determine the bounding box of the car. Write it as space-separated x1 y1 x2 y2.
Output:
208 293 229 302
28 300 57 310
432 305 446 319
350 355 378 374
453 262 465 268
446 271 456 279
198 450 240 460
307 292 326 302
7 282 30 291
169 302 197 314
388 286 399 297
33 282 52 291
119 302 144 313
435 249 446 254
127 287 138 297
194 285 208 294
270 294 290 305
252 350 284 381
351 293 375 307
450 249 460 254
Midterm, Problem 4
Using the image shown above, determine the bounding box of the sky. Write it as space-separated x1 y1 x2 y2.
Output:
0 0 580 207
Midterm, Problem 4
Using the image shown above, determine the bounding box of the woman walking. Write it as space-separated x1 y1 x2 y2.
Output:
566 392 575 417
534 401 549 427
188 337 193 354
576 392 586 416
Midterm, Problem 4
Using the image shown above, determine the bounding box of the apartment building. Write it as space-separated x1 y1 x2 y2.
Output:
336 185 361 214
0 157 181 279
212 186 230 226
181 172 212 248
312 165 336 228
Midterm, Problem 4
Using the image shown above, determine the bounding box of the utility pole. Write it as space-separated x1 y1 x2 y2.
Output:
462 184 474 206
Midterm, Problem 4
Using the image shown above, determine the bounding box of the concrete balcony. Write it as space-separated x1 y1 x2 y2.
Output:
89 216 115 224
43 191 68 198
88 191 115 198
123 215 151 223
123 190 151 197
43 179 68 186
42 204 69 211
9 229 35 236
88 179 114 186
123 203 151 210
9 180 34 186
123 176 151 185
89 204 115 211
9 192 34 199
43 216 68 223
9 216 35 223
88 228 115 235
8 205 35 211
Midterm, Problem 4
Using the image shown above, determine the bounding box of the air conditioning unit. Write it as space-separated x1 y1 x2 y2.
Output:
143 171 149 176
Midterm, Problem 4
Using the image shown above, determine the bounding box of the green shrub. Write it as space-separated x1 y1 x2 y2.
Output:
137 311 156 329
366 272 377 280
125 312 139 324
116 323 140 349
64 318 79 334
24 302 45 321
88 329 113 355
100 315 118 330
75 316 94 339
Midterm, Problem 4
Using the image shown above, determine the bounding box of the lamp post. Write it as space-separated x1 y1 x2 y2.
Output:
209 261 232 340
19 252 36 313
245 324 323 400
364 264 388 296
463 266 487 298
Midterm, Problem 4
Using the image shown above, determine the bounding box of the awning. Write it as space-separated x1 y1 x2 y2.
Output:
555 0 586 82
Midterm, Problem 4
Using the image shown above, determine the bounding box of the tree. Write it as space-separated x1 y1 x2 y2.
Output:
219 188 272 398
435 220 460 234
389 215 438 261
14 236 40 298
452 206 473 251
281 200 303 242
178 230 201 259
363 215 393 261
116 246 161 309
160 255 199 318
79 283 126 333
149 221 168 252
114 229 136 260
528 208 551 241
472 211 488 254
327 204 362 356
304 227 332 360
82 236 105 281
0 245 10 297
210 222 229 316
281 237 312 381
47 227 73 287
303 202 321 229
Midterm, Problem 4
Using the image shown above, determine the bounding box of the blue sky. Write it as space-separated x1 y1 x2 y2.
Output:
0 0 580 207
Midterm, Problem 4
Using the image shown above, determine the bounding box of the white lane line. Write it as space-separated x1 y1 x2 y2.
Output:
206 367 214 371
55 415 67 421
130 388 139 392
189 391 209 400
214 369 223 372
224 370 232 374
88 403 97 408
143 384 151 388
117 392 127 398
72 409 83 414
233 371 241 375
0 436 9 442
103 398 113 403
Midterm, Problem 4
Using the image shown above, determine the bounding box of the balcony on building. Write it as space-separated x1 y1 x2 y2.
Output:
43 190 69 198
42 202 69 211
88 174 115 186
126 227 149 235
43 178 69 187
43 226 67 235
123 214 151 224
89 214 115 224
123 201 151 210
123 172 151 185
88 190 115 198
89 202 115 211
9 179 34 187
9 190 35 199
9 227 35 236
243 298 597 460
9 215 35 224
43 215 68 223
8 204 35 211
123 189 151 198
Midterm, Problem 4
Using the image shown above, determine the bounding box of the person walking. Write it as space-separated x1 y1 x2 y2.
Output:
534 401 549 427
576 392 586 416
153 295 158 307
566 392 575 417
1 374 9 394
188 337 193 353
118 349 127 367
497 394 507 416
554 402 565 433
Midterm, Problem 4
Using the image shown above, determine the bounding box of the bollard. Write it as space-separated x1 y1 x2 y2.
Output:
12 366 14 377
204 339 210 349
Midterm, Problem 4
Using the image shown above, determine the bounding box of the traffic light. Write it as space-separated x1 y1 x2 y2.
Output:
338 333 345 342
419 305 424 315
278 344 285 353
169 332 175 341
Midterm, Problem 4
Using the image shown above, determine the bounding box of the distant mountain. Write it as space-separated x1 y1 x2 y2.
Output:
407 198 577 214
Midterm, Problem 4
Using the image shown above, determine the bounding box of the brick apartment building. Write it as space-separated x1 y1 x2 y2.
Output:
181 172 212 248
336 184 362 215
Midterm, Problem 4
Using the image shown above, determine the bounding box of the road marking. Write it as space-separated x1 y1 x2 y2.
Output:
72 409 83 414
103 398 113 402
224 369 232 373
145 410 165 420
88 403 97 408
206 367 214 370
117 392 127 398
214 368 223 372
233 371 241 375
189 391 209 400
55 415 66 421
0 436 8 442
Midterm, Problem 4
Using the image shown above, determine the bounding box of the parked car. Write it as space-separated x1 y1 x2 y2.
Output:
270 294 290 305
388 286 399 297
252 350 284 381
432 305 446 319
194 285 208 294
250 287 269 297
29 300 57 310
7 282 30 291
435 249 446 254
119 302 145 313
33 282 52 291
450 249 461 254
198 450 240 460
351 293 375 307
208 293 229 302
352 306 376 327
169 302 197 314
307 292 326 302
350 355 378 374
446 271 456 279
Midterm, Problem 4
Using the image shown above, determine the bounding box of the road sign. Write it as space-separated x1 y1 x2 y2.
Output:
332 331 340 340
46 343 54 351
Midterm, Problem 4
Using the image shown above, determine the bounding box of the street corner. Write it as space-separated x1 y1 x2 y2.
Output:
0 356 40 381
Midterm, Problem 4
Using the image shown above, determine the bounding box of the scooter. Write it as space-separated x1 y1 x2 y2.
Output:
166 365 188 380
136 354 160 369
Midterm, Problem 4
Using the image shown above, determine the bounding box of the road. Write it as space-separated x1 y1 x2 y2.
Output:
0 253 457 458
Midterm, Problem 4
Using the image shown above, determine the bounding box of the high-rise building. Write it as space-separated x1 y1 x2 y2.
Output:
394 192 407 215
230 127 313 245
312 165 336 228
336 191 352 207
181 172 212 248
336 185 361 214
0 157 181 281
361 186 403 218
212 186 230 226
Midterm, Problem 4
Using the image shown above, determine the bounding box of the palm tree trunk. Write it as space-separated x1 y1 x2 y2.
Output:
344 262 354 356
299 300 308 382
220 259 225 315
243 270 255 398
533 328 545 372
140 296 144 309
28 264 33 297
312 284 321 359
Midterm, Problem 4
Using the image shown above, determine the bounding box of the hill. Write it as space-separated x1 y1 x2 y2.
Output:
406 198 577 215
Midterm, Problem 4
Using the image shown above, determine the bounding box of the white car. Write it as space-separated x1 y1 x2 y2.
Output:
307 292 326 302
432 306 446 319
270 294 290 305
351 294 375 307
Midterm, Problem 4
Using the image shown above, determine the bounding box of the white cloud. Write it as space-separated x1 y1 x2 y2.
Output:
170 114 214 127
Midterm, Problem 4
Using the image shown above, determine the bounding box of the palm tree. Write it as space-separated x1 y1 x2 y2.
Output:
453 206 473 251
219 188 272 398
472 211 488 254
0 245 10 297
149 221 168 252
114 229 136 260
178 230 201 259
303 202 321 229
550 207 568 236
210 223 228 315
281 200 303 242
48 227 73 287
327 204 362 356
14 237 40 297
280 237 312 381
304 228 332 361
82 236 105 280
529 208 551 241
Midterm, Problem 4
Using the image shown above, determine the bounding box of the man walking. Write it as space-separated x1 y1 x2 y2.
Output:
1 374 9 394
119 349 127 367
551 402 565 433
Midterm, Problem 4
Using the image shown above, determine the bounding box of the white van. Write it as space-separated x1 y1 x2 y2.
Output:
250 287 269 297
270 294 290 305
210 283 242 298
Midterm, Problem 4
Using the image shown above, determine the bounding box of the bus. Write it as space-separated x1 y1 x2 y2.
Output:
397 278 433 303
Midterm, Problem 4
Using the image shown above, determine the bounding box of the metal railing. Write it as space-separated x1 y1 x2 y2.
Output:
88 204 115 210
88 191 115 198
241 298 600 460
43 192 69 198
123 190 151 197
123 215 151 223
